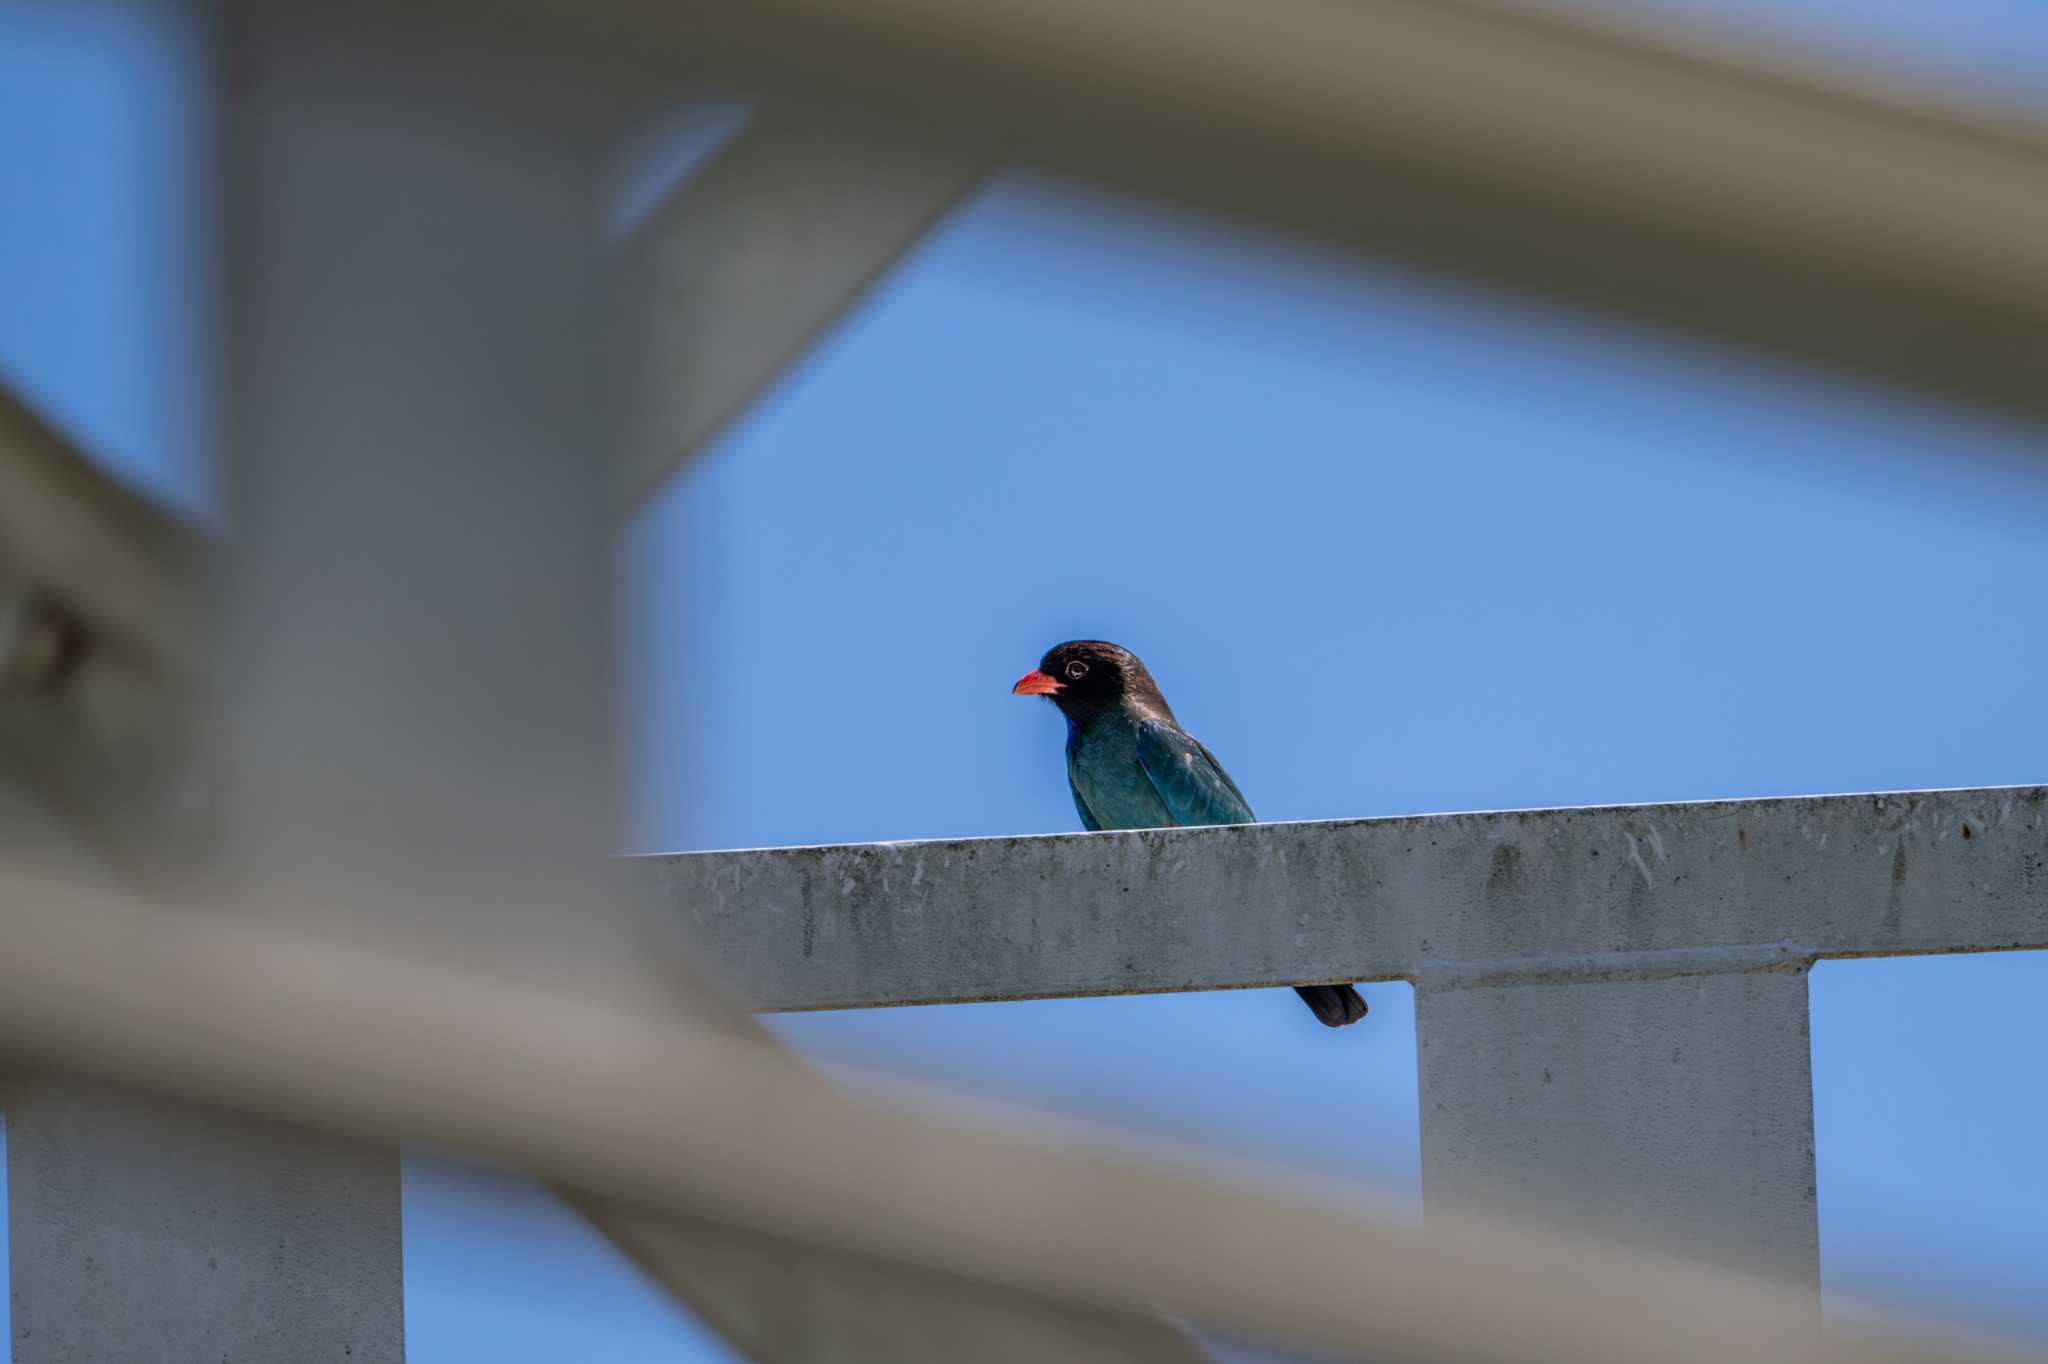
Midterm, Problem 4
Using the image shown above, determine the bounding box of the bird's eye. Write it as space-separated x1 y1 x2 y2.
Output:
1064 660 1089 680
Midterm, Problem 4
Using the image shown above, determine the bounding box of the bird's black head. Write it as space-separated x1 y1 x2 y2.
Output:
1010 640 1171 725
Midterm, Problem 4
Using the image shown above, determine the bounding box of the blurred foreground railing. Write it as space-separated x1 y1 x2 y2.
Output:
2 2 2046 1361
596 0 2048 497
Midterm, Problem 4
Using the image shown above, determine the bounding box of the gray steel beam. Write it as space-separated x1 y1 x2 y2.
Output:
617 105 985 510
640 785 2045 1281
548 0 2048 427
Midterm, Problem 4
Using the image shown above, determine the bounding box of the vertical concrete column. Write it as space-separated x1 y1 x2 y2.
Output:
1416 967 1819 1289
8 8 646 1363
8 1083 402 1363
217 3 652 998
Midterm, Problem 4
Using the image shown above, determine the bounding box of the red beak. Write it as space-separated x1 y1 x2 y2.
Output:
1011 669 1063 697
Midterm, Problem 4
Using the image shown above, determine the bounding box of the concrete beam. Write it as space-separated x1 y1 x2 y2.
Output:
548 0 2048 427
616 105 985 510
638 786 2048 1012
641 785 2044 1283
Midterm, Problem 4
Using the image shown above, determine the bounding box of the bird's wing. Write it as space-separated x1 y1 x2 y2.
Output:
1067 772 1106 832
1135 717 1256 827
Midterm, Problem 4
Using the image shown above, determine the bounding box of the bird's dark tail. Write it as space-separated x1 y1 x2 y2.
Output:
1295 984 1369 1028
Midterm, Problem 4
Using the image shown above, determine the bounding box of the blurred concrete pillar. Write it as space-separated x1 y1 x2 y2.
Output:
12 9 643 1361
215 3 668 1000
1416 968 1819 1288
8 1083 403 1364
2 767 397 1363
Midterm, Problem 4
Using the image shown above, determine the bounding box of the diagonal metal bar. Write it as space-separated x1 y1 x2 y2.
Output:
554 0 2048 427
586 1202 1210 1363
616 104 986 511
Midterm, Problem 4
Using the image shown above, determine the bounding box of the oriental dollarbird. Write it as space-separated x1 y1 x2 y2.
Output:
1011 640 1369 1028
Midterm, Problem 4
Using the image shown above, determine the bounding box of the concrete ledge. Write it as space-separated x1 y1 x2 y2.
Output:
635 786 2048 1012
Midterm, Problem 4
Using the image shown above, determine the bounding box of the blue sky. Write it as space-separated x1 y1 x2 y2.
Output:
4 2 2047 1359
622 171 2048 1350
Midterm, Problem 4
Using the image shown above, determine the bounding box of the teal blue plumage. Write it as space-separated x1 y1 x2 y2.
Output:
1013 640 1369 1029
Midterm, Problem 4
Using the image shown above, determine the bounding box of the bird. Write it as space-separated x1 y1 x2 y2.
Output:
1011 640 1369 1028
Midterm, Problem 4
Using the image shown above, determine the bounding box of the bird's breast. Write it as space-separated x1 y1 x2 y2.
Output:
1067 715 1173 831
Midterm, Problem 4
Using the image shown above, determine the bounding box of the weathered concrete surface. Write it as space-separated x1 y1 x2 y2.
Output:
1418 969 1818 1287
639 786 2045 1289
637 786 2048 1012
7 1082 403 1363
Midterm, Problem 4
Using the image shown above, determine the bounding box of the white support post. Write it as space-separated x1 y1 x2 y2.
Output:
1417 969 1819 1285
